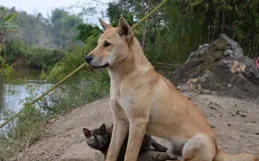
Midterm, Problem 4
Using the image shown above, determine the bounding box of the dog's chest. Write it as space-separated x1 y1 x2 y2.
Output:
111 85 140 110
110 80 138 99
117 96 134 110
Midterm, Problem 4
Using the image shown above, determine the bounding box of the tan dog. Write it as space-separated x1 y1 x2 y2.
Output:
85 17 259 161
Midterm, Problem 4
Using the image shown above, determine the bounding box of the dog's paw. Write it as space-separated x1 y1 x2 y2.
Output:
152 152 171 160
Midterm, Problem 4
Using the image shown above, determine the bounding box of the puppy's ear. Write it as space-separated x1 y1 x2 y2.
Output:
100 124 107 133
99 18 111 31
83 128 91 138
117 17 131 36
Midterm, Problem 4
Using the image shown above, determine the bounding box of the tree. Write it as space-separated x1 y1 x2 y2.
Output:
76 24 100 43
107 1 135 26
105 0 259 64
0 6 19 59
50 8 84 50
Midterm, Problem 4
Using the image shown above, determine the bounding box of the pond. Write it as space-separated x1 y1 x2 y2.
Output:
0 68 53 126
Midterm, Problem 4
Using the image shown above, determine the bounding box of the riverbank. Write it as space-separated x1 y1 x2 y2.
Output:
0 68 52 125
9 91 259 161
0 69 110 160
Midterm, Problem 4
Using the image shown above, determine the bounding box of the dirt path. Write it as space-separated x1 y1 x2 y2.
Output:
11 92 259 161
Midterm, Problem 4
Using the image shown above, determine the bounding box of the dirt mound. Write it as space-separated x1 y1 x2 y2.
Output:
10 93 259 161
10 98 169 161
171 34 259 99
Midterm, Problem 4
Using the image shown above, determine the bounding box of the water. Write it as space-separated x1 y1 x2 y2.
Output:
0 69 53 125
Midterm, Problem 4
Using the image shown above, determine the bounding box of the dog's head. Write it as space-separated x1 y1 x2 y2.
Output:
85 17 133 68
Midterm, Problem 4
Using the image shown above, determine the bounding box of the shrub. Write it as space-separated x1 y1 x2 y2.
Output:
5 40 66 70
24 47 65 70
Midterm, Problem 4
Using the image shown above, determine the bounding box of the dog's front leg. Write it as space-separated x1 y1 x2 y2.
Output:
124 117 149 161
106 100 129 161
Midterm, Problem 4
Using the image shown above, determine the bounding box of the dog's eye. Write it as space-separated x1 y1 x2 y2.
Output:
103 41 111 47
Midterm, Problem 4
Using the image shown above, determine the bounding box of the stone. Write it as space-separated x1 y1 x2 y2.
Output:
171 34 259 99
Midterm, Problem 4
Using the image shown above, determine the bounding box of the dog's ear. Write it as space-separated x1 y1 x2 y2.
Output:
83 128 91 138
100 124 107 133
99 18 111 31
117 17 131 36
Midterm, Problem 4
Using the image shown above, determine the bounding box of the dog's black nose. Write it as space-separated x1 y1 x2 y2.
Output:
85 56 93 63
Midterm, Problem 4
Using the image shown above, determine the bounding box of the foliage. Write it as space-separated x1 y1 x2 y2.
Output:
106 0 193 64
107 2 135 26
0 69 109 160
12 10 55 48
0 55 13 80
50 8 84 50
6 7 83 50
105 0 259 65
0 6 18 32
0 101 46 160
76 24 100 43
175 0 259 57
41 26 100 81
42 70 109 115
4 40 65 70
0 6 19 59
4 40 29 62
24 47 65 70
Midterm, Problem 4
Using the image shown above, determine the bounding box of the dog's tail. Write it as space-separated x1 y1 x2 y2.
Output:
213 148 259 161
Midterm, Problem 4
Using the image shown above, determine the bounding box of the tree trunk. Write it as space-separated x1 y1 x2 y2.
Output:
220 1 226 34
0 32 4 55
3 35 6 60
142 0 151 49
0 78 3 112
142 19 148 49
212 9 220 40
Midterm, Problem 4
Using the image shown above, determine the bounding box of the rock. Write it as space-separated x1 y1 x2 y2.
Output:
219 34 243 57
236 110 247 118
171 34 259 99
210 125 216 128
224 50 234 56
60 143 104 161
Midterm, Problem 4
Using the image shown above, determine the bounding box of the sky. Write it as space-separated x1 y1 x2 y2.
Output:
1 0 111 23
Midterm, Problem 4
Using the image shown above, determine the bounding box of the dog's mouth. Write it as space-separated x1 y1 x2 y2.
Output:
90 63 109 68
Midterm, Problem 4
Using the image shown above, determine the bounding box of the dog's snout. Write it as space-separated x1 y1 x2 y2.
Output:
85 56 93 63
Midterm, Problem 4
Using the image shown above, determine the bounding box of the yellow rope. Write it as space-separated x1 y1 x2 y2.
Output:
0 0 168 129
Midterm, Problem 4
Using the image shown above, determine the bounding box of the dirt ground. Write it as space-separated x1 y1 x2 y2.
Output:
11 92 259 161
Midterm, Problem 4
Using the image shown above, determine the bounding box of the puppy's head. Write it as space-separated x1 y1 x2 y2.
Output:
85 17 133 68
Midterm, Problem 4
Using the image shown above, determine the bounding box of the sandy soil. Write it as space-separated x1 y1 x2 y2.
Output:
11 92 259 161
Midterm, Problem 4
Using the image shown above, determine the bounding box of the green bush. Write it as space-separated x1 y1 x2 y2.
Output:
5 41 30 63
5 40 66 70
24 47 65 70
0 104 46 160
42 70 109 115
0 56 14 80
41 30 99 81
